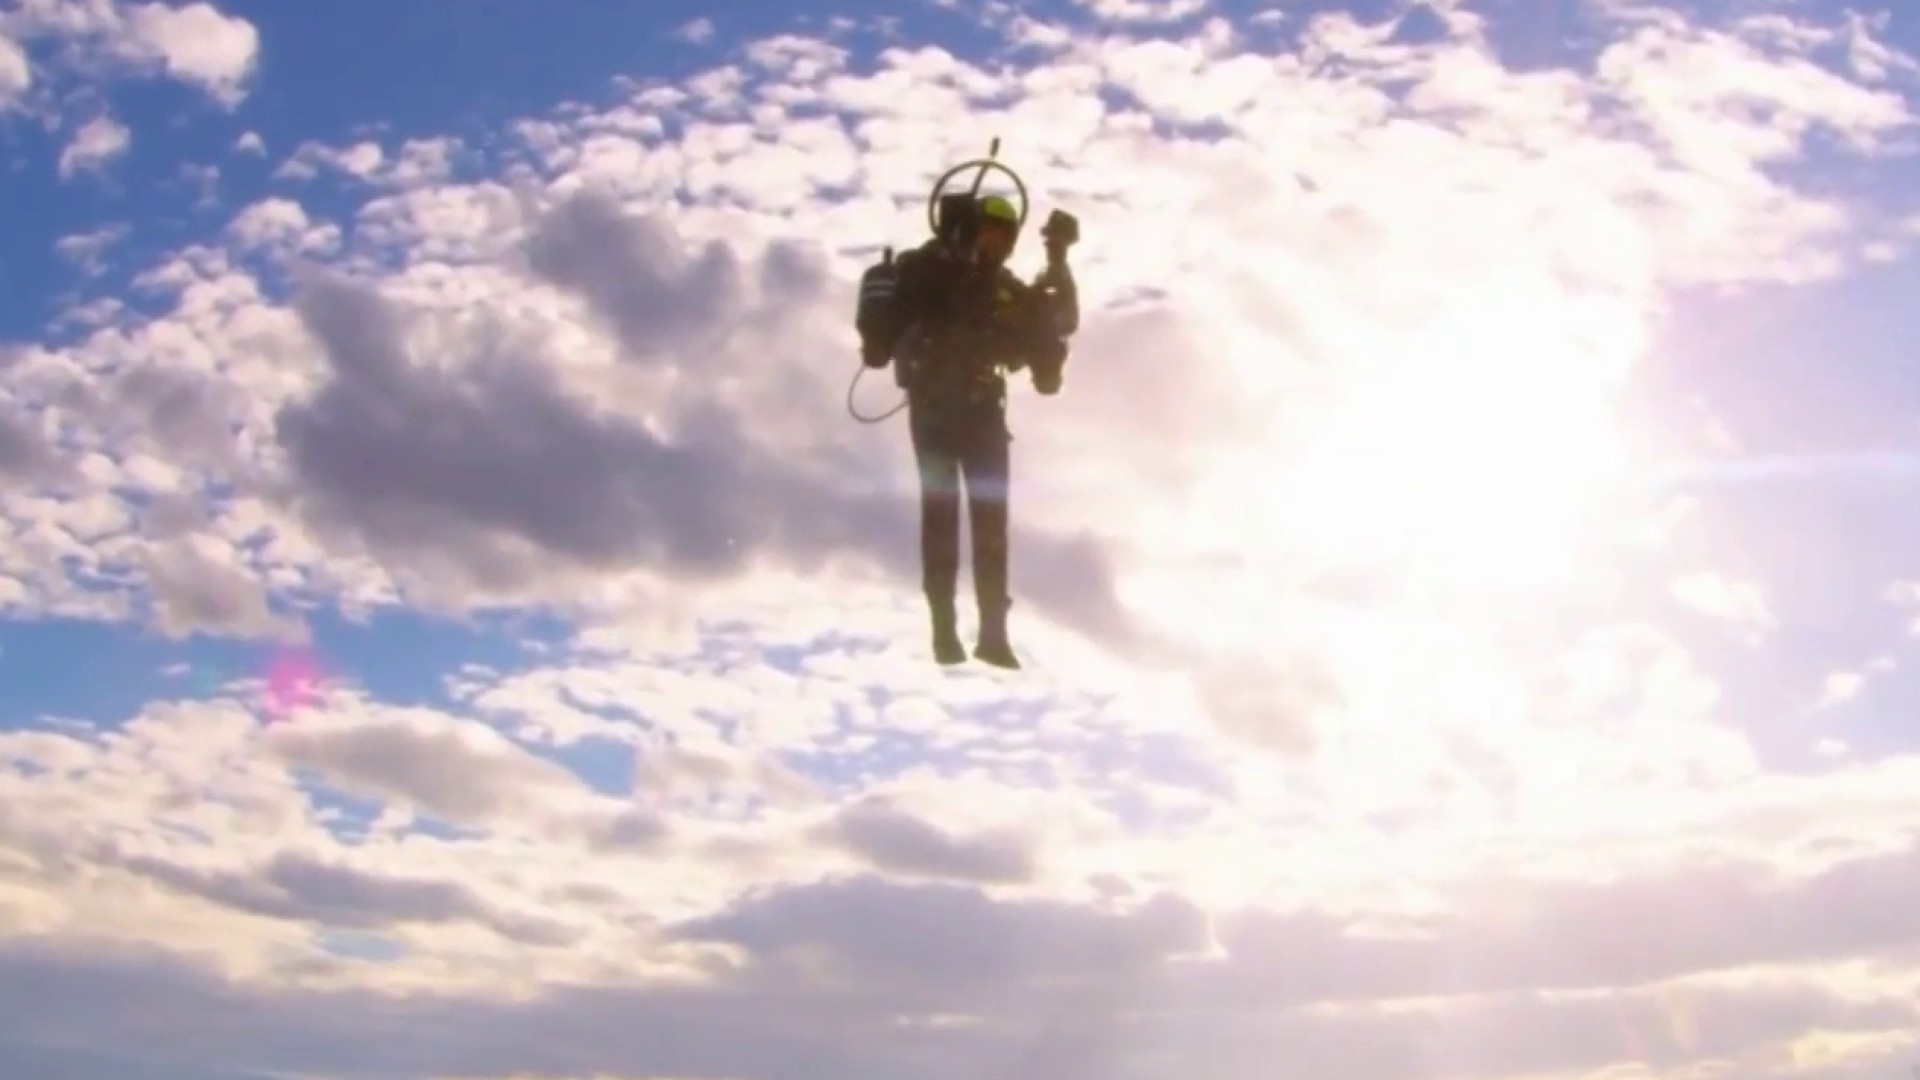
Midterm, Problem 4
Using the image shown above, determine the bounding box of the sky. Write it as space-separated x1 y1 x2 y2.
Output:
2 0 1920 1077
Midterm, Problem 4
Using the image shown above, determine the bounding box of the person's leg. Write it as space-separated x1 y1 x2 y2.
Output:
910 406 967 664
961 405 1018 669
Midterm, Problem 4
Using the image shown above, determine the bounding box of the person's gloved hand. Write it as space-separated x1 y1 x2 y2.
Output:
1041 209 1079 267
1030 338 1066 395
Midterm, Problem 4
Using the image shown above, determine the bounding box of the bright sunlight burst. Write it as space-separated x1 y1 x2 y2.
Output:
1269 276 1645 601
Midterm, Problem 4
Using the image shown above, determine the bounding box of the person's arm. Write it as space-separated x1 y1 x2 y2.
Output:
980 273 1059 380
1036 209 1080 337
998 268 1072 396
1033 259 1078 338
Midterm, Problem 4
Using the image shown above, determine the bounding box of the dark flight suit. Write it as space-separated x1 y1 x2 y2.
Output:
866 238 1075 666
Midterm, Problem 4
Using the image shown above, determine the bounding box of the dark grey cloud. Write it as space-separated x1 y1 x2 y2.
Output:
276 272 779 582
521 189 745 364
270 200 1137 645
107 364 245 464
15 355 244 478
1142 978 1913 1080
584 805 672 854
139 538 283 639
673 874 1207 999
112 848 574 947
271 718 587 826
1198 833 1920 1008
0 1037 289 1080
822 797 1037 884
0 410 61 485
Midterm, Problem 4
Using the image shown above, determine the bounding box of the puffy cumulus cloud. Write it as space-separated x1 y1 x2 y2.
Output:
1069 0 1211 25
0 0 259 108
1671 570 1777 642
56 111 129 178
0 32 28 107
117 0 259 105
6 1 1920 1078
10 736 1920 1080
0 0 259 177
818 794 1040 883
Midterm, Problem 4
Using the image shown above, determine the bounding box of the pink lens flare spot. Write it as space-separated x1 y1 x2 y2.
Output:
262 647 325 723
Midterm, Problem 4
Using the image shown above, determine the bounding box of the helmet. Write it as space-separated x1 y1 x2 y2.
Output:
979 194 1019 230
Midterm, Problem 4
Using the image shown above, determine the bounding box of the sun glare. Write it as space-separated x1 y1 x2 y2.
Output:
1267 284 1641 602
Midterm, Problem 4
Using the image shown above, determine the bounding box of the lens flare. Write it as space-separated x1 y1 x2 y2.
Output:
261 646 324 723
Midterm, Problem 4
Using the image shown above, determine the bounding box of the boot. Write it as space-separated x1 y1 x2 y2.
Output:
973 598 1021 670
929 594 967 666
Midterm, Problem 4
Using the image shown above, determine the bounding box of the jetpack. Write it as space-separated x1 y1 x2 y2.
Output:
848 138 1076 424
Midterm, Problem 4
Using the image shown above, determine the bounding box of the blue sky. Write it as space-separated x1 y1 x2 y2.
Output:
5 1 1920 1078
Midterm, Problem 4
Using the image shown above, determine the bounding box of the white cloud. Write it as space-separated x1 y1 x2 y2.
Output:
1817 670 1866 709
54 224 128 275
1671 571 1777 641
1888 579 1920 633
273 138 401 185
57 113 129 178
0 32 28 106
119 1 259 106
1069 0 1207 23
1813 655 1894 711
224 196 341 258
0 0 260 108
674 17 716 44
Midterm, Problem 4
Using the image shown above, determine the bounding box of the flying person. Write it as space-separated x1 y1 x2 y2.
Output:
857 188 1081 668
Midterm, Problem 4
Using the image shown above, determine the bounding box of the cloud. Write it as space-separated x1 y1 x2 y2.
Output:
1068 0 1208 25
54 224 129 276
1205 837 1920 1006
822 796 1038 883
269 706 593 827
57 113 129 178
8 637 1920 1079
0 410 60 485
119 1 259 106
225 197 341 258
673 17 716 45
674 874 1210 995
0 0 260 110
1811 656 1893 712
271 267 827 592
138 532 292 640
1671 570 1777 641
521 189 754 366
275 139 385 183
0 845 1919 1080
115 846 576 946
0 32 28 106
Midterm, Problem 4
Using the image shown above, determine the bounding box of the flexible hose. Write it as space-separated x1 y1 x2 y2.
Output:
846 363 908 424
